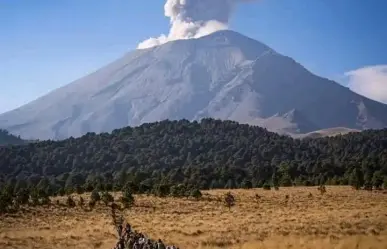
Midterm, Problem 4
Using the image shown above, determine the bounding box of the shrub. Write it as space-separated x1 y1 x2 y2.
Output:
224 192 236 210
120 189 135 209
262 183 271 190
30 191 40 206
281 175 293 187
101 192 114 206
90 190 101 203
0 192 12 213
79 196 84 207
317 185 326 195
15 189 29 205
57 188 65 196
75 185 85 195
88 200 96 210
66 196 76 208
153 184 170 197
190 189 202 200
40 196 51 206
241 180 253 189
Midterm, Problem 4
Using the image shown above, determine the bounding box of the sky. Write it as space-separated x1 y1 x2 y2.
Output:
1 0 386 114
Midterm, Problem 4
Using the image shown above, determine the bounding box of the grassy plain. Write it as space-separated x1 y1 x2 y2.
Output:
0 186 387 249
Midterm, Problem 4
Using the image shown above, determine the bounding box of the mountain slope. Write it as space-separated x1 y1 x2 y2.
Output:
1 30 387 140
0 129 25 146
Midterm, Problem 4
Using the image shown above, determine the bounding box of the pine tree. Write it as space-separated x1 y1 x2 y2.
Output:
15 189 29 205
272 171 279 189
372 171 383 190
190 189 202 200
363 169 373 191
91 189 101 202
101 192 114 206
383 176 387 190
262 182 271 190
280 174 293 187
349 168 364 190
240 179 253 189
121 189 135 209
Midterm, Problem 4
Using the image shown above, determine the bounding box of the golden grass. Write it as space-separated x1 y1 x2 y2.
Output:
1 186 387 249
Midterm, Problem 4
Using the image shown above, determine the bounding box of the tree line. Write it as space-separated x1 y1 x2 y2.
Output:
0 129 25 146
1 118 387 199
0 178 204 214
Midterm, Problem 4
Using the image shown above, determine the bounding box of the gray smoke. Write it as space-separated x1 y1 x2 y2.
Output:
138 0 256 49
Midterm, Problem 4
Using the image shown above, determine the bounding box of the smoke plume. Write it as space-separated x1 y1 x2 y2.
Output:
137 0 256 49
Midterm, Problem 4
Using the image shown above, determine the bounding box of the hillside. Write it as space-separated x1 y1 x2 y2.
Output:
1 30 386 140
0 129 25 146
1 119 386 193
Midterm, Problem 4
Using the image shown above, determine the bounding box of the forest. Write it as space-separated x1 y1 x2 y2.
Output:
0 129 25 146
1 118 387 198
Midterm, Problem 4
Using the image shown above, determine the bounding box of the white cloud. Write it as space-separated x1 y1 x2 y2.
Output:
345 65 387 104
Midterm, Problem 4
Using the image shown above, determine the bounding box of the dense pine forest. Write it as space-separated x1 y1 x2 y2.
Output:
1 119 387 197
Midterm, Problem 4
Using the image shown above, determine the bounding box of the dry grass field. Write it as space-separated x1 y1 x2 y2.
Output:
1 186 387 249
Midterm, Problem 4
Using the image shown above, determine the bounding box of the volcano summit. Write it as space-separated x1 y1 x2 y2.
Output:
1 31 387 140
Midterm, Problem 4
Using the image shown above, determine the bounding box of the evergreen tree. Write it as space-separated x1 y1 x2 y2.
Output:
225 179 235 189
372 171 384 190
121 189 135 209
363 169 373 191
349 168 364 190
0 188 12 213
280 174 293 187
262 182 271 190
154 184 170 197
30 189 40 206
190 189 202 200
40 195 51 206
75 185 85 195
57 188 65 196
15 189 30 205
101 191 114 206
240 179 253 189
383 176 387 190
0 193 10 213
271 171 279 189
91 189 101 202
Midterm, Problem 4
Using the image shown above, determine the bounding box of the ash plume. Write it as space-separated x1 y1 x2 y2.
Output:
137 0 256 49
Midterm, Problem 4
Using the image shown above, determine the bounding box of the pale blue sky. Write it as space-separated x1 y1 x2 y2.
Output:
1 0 387 113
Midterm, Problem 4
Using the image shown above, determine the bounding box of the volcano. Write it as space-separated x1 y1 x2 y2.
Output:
1 30 387 140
